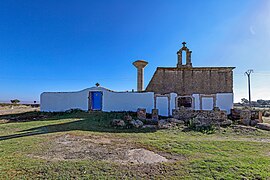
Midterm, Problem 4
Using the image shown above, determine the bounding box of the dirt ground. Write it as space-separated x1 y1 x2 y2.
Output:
31 134 180 165
0 105 39 115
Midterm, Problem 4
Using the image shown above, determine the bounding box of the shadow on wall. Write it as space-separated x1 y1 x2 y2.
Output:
0 111 156 141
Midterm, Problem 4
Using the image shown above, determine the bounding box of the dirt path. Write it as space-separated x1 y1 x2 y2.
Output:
31 134 177 164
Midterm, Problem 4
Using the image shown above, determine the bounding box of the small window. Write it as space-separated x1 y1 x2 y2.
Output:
178 97 192 108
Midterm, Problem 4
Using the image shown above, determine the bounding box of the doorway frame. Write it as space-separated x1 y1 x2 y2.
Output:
88 91 103 111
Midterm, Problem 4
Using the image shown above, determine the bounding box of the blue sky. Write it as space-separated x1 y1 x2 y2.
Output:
0 0 269 103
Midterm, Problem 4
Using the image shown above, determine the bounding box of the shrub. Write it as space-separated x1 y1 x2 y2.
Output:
188 118 216 134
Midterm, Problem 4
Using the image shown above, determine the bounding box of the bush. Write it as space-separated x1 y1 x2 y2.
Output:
10 99 20 104
188 118 216 134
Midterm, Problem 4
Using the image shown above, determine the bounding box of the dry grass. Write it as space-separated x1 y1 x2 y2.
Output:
0 104 39 115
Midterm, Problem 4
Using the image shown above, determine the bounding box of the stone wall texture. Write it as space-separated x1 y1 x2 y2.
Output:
172 107 227 122
145 67 234 95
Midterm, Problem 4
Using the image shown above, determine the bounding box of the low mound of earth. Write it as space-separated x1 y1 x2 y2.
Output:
31 134 178 164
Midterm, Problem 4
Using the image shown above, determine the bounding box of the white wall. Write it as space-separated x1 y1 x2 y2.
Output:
102 91 154 113
41 87 233 115
156 97 168 116
201 97 214 110
193 94 200 110
216 93 233 113
40 90 89 112
192 93 233 114
170 93 177 116
41 87 155 114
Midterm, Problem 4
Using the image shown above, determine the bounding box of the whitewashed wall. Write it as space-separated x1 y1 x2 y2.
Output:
216 93 233 113
40 89 89 112
169 93 177 116
156 97 168 116
191 93 233 114
102 91 154 113
41 87 155 114
41 87 233 116
193 94 200 110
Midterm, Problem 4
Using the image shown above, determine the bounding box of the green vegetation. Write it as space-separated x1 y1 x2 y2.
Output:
0 111 270 179
188 118 216 134
10 99 20 104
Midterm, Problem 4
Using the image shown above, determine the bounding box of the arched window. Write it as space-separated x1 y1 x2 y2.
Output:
177 96 193 108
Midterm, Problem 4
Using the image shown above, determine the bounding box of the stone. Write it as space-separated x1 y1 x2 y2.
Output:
250 119 260 126
130 120 144 128
133 60 148 92
264 111 270 117
241 119 251 126
137 108 146 120
256 123 270 131
231 125 258 132
240 110 251 121
158 119 176 129
151 109 159 121
220 119 232 127
230 108 241 120
111 119 126 127
142 125 157 129
123 115 132 121
251 111 263 122
145 65 234 95
144 119 158 125
167 118 185 124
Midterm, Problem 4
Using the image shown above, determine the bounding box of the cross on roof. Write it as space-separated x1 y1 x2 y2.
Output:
182 42 186 47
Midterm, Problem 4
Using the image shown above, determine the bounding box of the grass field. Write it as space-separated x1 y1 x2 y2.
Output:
0 111 270 179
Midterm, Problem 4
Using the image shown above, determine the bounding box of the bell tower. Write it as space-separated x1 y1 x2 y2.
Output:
177 42 192 68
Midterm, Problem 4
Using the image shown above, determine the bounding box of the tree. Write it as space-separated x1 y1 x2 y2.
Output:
241 98 249 104
10 99 20 104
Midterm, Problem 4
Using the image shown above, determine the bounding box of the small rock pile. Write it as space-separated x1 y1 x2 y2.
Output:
111 119 126 127
158 118 185 129
240 109 262 127
111 117 155 129
110 109 185 129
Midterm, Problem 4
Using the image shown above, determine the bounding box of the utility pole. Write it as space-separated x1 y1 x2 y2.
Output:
245 69 253 107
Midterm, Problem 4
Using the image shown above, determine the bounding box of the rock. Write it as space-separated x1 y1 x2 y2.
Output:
167 118 185 124
130 120 144 128
137 108 146 120
151 109 159 121
264 111 270 117
111 119 126 127
231 125 258 132
230 108 241 120
142 125 157 129
158 119 176 129
250 119 260 126
158 119 167 128
240 110 251 121
256 123 270 131
241 119 250 126
123 115 132 121
144 119 158 125
220 120 232 127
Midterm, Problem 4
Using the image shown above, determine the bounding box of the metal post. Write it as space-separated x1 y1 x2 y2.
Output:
245 69 253 107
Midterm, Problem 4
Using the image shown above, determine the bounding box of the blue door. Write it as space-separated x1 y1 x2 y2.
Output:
91 92 102 110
